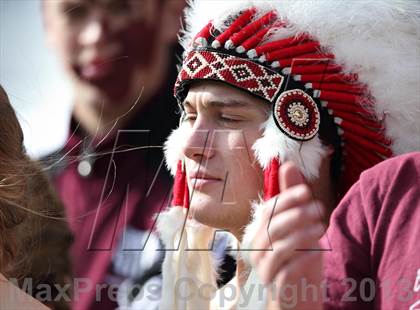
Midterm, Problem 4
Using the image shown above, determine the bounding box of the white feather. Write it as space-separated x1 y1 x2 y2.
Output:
156 207 188 309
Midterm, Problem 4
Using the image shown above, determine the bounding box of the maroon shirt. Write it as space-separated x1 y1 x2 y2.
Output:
46 66 179 310
321 152 420 309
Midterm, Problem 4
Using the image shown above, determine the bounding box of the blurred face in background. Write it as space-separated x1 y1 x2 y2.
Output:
43 0 183 104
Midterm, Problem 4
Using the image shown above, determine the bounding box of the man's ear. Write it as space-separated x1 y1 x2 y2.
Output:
160 0 186 43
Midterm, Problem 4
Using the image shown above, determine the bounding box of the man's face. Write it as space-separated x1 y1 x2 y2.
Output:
43 0 162 101
182 81 269 236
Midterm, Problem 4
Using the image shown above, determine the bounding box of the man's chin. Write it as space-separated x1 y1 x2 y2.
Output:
189 200 226 226
72 65 132 102
73 80 129 104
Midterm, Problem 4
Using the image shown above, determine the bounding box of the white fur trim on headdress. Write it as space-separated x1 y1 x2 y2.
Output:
164 123 190 176
253 117 328 181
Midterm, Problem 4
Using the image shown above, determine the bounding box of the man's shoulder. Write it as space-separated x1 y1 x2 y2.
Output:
332 152 420 237
360 151 420 182
355 152 420 202
351 152 420 236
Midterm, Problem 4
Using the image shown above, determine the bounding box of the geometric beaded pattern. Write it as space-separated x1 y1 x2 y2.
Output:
273 89 320 141
175 50 284 103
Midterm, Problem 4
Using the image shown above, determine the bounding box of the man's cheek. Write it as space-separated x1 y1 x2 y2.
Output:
53 35 77 65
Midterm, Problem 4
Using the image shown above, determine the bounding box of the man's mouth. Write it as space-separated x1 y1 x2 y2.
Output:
189 171 222 188
79 58 115 81
77 42 124 82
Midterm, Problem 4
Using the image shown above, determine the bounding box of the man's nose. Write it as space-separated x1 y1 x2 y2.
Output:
183 122 216 161
79 12 110 46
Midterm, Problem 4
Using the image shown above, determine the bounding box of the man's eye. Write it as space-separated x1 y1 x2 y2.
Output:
183 113 197 122
220 115 241 123
63 4 89 20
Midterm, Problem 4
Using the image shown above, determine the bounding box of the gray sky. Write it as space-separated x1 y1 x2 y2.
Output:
0 0 73 158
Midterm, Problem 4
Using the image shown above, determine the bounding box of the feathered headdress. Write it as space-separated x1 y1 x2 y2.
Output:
157 1 420 309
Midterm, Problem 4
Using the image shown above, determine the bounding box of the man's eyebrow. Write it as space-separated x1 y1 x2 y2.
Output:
59 0 84 5
181 98 248 109
59 0 84 9
182 101 193 109
206 99 247 107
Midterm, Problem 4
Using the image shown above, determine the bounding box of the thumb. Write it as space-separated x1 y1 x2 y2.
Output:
280 161 306 192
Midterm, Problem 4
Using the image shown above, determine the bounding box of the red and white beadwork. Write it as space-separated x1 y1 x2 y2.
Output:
175 50 284 103
273 89 320 141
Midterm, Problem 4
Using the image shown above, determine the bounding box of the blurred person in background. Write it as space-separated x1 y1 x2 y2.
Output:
0 85 72 310
42 0 185 309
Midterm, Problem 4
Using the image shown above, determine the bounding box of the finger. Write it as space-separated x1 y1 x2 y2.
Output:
273 251 323 309
271 184 312 216
250 185 314 263
255 224 322 284
252 201 324 260
256 223 325 284
280 161 306 192
274 250 322 287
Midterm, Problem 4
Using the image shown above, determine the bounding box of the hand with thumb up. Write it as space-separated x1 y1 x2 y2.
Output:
251 161 326 310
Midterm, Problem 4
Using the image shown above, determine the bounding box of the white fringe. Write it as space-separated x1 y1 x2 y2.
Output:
156 207 220 310
239 200 271 310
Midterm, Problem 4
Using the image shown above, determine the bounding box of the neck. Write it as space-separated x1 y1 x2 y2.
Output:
72 45 169 138
311 154 336 217
313 157 337 213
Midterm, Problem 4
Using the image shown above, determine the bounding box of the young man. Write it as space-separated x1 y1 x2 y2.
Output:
156 1 420 309
42 1 185 309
